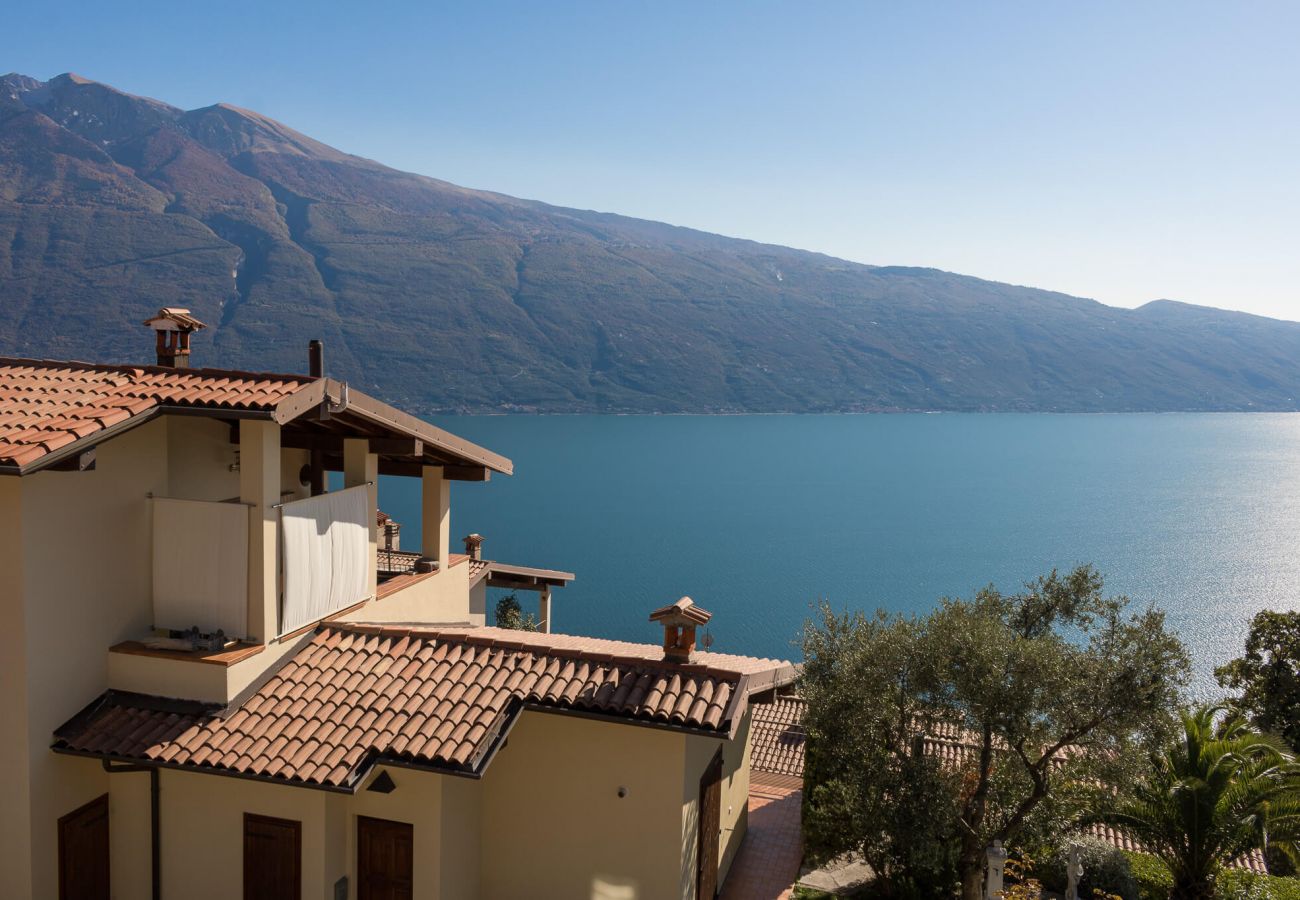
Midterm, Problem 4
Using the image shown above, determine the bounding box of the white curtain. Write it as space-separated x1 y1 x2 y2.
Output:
279 485 370 635
152 498 249 637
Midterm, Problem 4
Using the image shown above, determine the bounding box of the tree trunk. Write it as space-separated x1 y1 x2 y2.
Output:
959 841 985 900
1171 876 1216 900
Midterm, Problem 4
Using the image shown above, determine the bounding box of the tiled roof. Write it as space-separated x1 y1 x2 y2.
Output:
750 697 805 778
55 622 796 790
0 358 311 470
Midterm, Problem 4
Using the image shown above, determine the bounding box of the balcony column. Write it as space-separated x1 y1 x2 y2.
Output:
421 465 450 567
344 438 378 598
240 419 280 642
539 585 552 634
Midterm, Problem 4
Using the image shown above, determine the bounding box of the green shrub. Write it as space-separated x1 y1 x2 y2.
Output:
1124 852 1173 900
1216 868 1300 900
1120 853 1300 900
1035 837 1138 899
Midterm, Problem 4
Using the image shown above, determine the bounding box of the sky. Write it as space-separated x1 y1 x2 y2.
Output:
5 1 1299 319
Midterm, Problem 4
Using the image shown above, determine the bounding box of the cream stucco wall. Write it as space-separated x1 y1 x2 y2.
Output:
680 709 752 897
18 419 169 898
0 476 32 900
155 768 335 899
469 579 487 626
480 710 690 900
439 774 483 898
86 713 746 900
5 414 318 895
165 415 241 501
341 560 473 625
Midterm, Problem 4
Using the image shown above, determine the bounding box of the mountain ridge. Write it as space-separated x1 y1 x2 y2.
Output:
2 72 1298 414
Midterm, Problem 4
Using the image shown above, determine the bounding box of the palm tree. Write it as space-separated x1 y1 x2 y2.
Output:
1098 705 1300 899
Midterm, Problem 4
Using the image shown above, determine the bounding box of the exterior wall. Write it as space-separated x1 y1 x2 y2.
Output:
0 475 31 899
480 711 688 900
8 415 314 894
439 775 482 898
107 630 316 705
680 709 752 897
347 766 445 899
19 419 170 898
719 709 752 881
154 769 334 900
106 766 152 899
74 713 747 900
469 578 487 626
342 560 473 625
165 415 241 500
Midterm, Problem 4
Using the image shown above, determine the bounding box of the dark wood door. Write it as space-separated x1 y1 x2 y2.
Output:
358 815 413 900
244 813 301 900
59 794 110 900
697 749 724 900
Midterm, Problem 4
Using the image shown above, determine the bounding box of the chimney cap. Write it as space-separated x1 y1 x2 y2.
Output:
143 307 206 332
649 596 712 627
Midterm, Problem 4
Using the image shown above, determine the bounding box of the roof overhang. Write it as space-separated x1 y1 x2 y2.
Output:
481 562 576 590
268 378 512 480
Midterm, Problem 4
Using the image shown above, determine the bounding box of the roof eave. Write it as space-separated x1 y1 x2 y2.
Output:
317 378 513 475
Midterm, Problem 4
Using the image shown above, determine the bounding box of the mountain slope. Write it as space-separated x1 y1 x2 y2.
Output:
2 72 1298 413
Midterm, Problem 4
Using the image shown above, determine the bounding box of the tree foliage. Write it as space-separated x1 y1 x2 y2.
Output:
1216 610 1300 753
493 593 538 631
800 565 1189 900
1096 706 1300 900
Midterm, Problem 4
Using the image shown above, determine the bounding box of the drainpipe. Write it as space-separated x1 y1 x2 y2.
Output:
102 760 160 900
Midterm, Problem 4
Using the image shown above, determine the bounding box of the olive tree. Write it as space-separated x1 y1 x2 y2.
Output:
1216 609 1300 753
801 565 1189 900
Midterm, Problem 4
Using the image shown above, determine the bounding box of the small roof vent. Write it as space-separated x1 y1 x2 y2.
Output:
143 307 206 368
649 596 712 664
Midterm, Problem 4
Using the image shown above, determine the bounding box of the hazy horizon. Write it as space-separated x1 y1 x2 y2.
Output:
5 1 1298 321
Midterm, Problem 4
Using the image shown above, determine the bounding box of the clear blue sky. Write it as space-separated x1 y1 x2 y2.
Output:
5 1 1298 319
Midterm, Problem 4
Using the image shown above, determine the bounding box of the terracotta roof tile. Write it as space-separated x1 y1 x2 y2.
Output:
55 622 795 790
0 358 312 470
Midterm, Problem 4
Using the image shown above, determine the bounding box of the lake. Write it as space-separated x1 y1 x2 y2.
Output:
373 414 1300 699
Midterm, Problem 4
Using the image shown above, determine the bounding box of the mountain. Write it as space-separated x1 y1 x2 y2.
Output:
2 72 1298 414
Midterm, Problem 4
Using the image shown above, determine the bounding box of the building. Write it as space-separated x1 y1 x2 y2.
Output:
0 311 797 899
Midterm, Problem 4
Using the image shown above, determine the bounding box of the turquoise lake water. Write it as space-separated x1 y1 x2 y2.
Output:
375 414 1300 699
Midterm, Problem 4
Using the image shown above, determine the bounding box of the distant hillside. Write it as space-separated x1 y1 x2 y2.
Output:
2 72 1298 413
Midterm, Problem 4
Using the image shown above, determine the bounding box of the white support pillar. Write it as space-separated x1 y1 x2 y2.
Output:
240 419 280 642
538 585 552 634
421 465 450 567
344 438 379 599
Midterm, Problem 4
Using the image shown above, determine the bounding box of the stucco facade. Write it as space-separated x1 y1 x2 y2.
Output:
0 358 785 900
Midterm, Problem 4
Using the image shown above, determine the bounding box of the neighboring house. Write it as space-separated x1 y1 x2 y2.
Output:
0 311 797 900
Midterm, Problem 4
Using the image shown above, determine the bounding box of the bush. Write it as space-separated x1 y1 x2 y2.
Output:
1124 853 1173 900
1121 853 1300 900
1217 868 1300 900
1035 836 1138 899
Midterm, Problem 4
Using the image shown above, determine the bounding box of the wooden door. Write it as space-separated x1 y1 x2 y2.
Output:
59 794 109 900
697 749 724 900
357 815 413 900
244 813 301 900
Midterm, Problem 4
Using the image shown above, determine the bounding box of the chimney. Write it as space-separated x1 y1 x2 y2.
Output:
463 533 484 560
143 308 206 368
308 339 325 378
649 596 712 664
